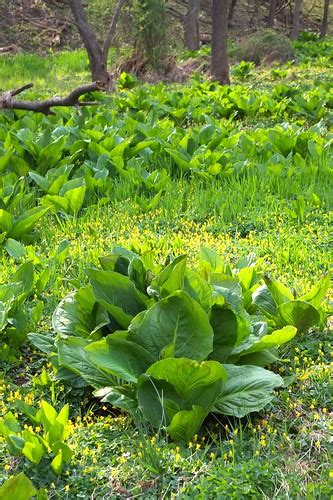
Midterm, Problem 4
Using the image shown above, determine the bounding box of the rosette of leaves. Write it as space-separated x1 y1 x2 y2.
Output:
30 247 329 441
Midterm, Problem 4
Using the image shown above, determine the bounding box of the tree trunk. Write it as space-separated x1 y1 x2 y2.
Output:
228 0 238 24
211 0 230 85
68 0 112 88
291 0 302 39
320 0 330 38
267 0 277 27
184 0 200 51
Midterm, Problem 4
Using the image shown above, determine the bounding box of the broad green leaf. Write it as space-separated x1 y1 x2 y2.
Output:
16 401 39 425
0 209 13 232
210 307 250 362
12 261 34 294
85 337 155 383
8 434 25 452
211 275 244 313
1 412 21 434
149 255 187 298
137 376 182 427
128 257 146 292
38 136 66 173
252 285 278 320
263 275 294 306
96 386 138 412
137 358 225 436
165 148 191 171
233 325 297 356
29 171 49 191
54 239 70 264
0 282 23 305
63 184 86 213
28 333 55 354
0 301 10 331
31 301 44 324
131 290 213 361
238 349 279 367
65 185 86 212
87 268 147 328
40 400 57 430
300 273 330 309
184 268 212 313
4 238 26 260
277 300 320 333
10 206 50 239
55 404 69 429
51 442 72 463
213 364 283 417
238 267 257 291
146 357 226 405
46 421 65 446
52 286 107 337
0 473 37 500
200 246 223 273
167 406 206 442
22 440 44 464
42 194 69 212
57 337 116 388
51 450 63 475
0 150 13 173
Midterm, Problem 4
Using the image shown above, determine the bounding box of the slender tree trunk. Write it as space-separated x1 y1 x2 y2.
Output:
68 0 111 88
184 0 200 51
103 0 127 58
267 0 277 27
228 0 238 24
211 0 230 85
320 0 330 37
291 0 302 39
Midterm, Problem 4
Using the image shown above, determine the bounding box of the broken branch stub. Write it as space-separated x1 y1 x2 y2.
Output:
0 82 105 115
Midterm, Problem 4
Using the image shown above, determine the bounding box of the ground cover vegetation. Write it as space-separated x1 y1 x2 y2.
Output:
0 1 332 497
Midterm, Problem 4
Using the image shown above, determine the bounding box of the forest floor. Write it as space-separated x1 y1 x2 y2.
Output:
0 37 332 498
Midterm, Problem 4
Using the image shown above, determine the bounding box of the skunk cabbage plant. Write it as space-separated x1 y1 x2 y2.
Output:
29 247 329 441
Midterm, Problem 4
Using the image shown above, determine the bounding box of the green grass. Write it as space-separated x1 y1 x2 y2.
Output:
0 42 332 498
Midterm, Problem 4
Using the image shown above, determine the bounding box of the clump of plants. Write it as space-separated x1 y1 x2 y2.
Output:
0 400 72 475
237 29 295 65
0 261 46 361
29 246 329 442
231 61 255 81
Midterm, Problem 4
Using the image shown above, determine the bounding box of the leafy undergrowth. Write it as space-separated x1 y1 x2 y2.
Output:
0 40 332 498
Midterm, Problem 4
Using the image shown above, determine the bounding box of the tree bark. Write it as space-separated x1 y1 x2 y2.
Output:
320 0 330 38
291 0 302 39
184 0 200 51
228 0 238 24
103 0 127 57
267 0 277 27
68 0 126 90
211 0 230 85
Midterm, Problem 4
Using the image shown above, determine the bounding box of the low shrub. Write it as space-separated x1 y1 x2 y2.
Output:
237 29 295 65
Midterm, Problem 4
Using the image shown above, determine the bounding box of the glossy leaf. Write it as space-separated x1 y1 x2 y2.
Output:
131 291 213 361
213 364 283 417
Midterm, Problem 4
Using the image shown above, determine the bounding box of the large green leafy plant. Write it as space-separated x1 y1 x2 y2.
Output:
30 247 329 441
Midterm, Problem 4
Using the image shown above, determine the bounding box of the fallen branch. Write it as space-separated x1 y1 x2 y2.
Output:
0 82 105 115
0 44 18 55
